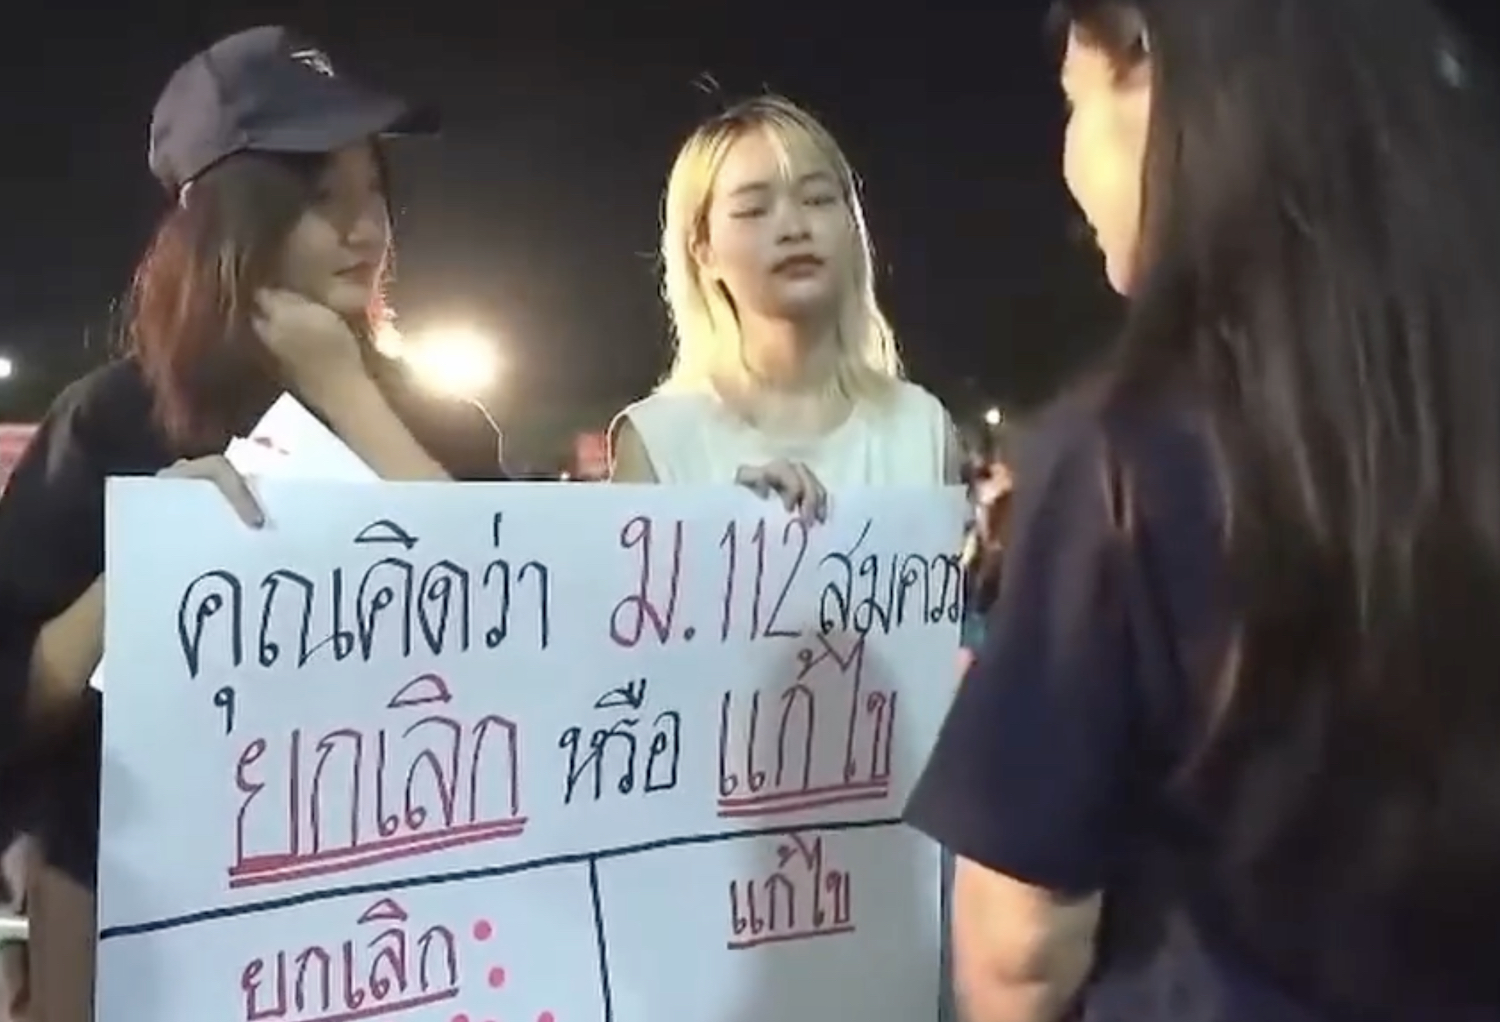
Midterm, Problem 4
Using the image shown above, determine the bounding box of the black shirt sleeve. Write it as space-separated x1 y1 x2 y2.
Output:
0 395 106 873
905 399 1137 894
0 361 168 880
0 383 109 759
0 352 504 886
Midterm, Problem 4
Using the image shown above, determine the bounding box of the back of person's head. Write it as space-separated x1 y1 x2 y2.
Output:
1054 0 1500 1009
658 94 900 399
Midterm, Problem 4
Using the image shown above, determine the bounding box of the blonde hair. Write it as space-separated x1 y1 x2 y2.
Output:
658 94 902 400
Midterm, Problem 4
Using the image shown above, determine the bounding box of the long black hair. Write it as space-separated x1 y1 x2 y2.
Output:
1056 0 1500 1011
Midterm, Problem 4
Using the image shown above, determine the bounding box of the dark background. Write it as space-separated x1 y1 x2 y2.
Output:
0 0 1493 464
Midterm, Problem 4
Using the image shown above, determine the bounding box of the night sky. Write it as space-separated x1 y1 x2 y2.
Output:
2 0 1495 463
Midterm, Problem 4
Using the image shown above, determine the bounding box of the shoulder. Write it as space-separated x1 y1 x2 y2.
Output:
609 390 723 481
1022 380 1219 541
861 381 955 451
36 358 170 472
0 361 166 613
853 381 955 481
1011 382 1209 527
1015 389 1112 488
1018 384 1227 706
610 388 745 484
50 358 152 432
879 380 952 422
611 389 719 436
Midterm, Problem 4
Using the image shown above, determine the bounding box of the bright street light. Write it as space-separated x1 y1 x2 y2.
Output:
404 327 501 399
0 357 14 381
982 406 1002 427
402 326 506 468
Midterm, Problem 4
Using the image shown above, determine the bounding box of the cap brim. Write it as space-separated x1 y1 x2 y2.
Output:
382 100 440 137
250 84 439 156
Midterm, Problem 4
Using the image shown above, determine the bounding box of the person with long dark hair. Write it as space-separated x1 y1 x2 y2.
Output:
0 26 502 1020
905 0 1500 1019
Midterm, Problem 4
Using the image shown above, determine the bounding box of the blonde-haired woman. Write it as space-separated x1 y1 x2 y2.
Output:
610 95 959 505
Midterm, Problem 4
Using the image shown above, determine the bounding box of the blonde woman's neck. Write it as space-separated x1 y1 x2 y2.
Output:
738 317 839 394
711 322 854 441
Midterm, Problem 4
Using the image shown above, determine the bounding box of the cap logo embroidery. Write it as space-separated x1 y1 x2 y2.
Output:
290 48 335 76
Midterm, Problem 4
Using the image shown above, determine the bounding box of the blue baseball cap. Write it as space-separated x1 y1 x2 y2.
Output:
148 25 438 193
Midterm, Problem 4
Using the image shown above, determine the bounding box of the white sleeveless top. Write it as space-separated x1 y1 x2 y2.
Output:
613 380 951 485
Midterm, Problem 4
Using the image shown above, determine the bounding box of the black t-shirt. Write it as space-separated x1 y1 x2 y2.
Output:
0 354 506 886
905 390 1500 1022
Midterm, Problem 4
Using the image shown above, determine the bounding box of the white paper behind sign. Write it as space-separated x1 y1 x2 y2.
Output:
227 392 378 481
97 480 966 1022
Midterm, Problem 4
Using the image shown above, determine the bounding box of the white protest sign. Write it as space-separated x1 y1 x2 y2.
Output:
90 397 372 695
97 481 966 1022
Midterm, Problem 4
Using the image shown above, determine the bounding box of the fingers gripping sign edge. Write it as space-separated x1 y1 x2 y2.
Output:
159 455 265 528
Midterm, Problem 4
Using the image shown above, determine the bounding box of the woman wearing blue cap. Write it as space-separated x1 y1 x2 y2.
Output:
0 26 499 1020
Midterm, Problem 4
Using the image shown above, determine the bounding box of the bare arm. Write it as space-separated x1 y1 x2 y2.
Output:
952 857 1101 1022
307 375 451 481
26 578 103 725
609 416 660 482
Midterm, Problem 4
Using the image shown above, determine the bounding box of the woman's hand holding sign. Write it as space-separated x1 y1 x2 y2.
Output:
735 459 828 522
